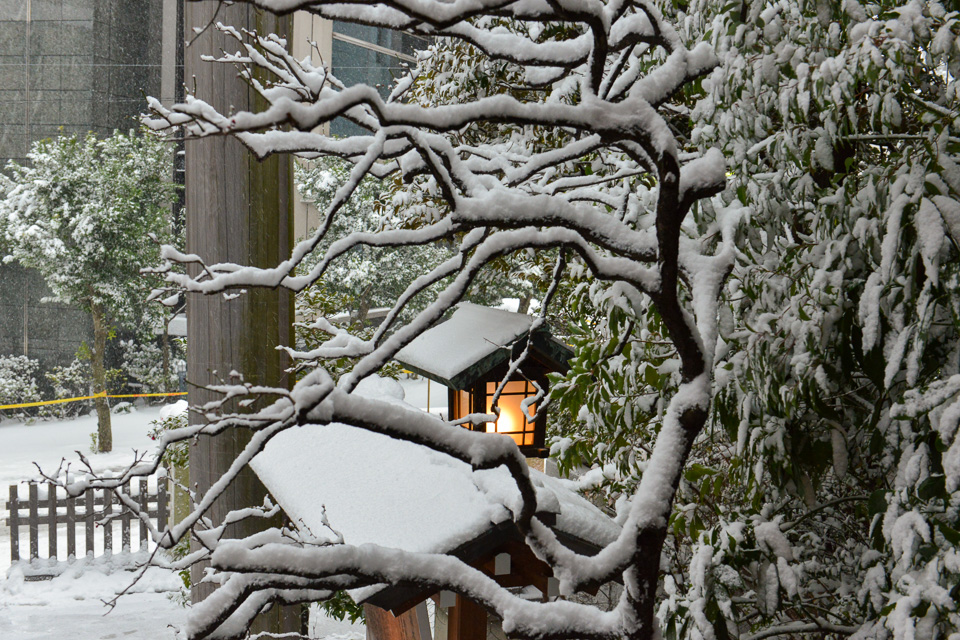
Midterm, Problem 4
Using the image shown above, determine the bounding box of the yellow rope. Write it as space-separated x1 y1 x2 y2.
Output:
0 391 187 411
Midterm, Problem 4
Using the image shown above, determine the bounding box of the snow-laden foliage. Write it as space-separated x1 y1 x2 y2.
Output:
0 130 177 451
544 2 960 639
119 339 184 395
0 355 41 420
295 155 537 335
0 131 175 324
294 156 452 325
43 357 94 420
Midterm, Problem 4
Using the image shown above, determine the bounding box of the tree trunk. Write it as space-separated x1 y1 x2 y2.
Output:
161 316 171 393
90 301 112 453
517 294 532 315
185 2 299 635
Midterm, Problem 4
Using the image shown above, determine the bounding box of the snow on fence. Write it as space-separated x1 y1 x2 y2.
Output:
5 475 168 575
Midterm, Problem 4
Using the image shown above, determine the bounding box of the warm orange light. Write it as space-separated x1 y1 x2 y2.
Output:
486 381 536 446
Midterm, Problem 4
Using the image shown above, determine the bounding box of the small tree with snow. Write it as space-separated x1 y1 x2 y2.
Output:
295 156 539 335
295 156 451 326
0 130 176 452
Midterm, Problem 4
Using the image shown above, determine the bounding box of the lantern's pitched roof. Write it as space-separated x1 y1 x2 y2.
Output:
249 376 619 607
394 303 572 389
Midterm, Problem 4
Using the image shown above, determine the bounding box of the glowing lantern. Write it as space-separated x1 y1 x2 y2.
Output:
396 303 571 458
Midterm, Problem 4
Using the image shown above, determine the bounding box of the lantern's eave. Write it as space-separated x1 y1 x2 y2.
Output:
529 331 574 374
396 347 512 390
398 330 571 390
394 303 544 386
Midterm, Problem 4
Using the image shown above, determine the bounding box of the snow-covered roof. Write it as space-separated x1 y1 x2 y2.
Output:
154 313 187 337
394 303 570 389
249 377 619 598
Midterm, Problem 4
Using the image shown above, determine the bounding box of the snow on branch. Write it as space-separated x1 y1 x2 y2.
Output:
83 1 740 638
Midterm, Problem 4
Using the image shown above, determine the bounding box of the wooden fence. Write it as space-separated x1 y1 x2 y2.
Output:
5 476 168 568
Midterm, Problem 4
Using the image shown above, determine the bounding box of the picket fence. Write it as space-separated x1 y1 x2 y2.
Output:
5 476 168 574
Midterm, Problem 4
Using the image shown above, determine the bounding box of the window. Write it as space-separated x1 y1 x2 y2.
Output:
329 22 429 137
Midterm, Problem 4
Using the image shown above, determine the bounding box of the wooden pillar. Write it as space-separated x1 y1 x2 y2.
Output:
447 594 487 640
185 0 297 635
365 603 429 640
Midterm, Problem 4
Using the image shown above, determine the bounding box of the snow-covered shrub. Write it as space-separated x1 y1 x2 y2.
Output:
119 339 181 395
136 1 730 637
111 401 133 414
148 402 188 471
44 357 93 420
0 355 41 420
545 2 960 639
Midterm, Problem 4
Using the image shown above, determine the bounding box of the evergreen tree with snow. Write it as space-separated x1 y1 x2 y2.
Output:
0 130 175 452
548 2 960 638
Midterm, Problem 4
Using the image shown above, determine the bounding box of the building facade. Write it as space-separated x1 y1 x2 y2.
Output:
290 14 429 239
0 0 177 368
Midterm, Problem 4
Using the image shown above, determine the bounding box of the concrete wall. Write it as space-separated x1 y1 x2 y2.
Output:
0 264 92 368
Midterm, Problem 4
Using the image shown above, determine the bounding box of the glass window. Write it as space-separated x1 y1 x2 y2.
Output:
330 39 408 138
333 21 429 58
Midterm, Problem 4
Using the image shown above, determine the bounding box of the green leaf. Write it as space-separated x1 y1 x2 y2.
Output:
937 520 960 546
917 475 946 501
685 463 718 483
868 490 887 517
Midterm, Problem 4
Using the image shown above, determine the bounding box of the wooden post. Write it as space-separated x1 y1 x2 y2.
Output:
158 475 168 532
185 2 297 635
139 478 149 548
121 483 131 551
103 487 113 554
447 595 487 640
84 489 95 556
9 485 19 563
47 484 57 559
28 483 38 561
364 604 427 640
66 488 76 558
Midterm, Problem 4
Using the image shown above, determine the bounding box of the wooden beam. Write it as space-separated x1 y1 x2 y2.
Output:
448 594 487 640
365 603 427 640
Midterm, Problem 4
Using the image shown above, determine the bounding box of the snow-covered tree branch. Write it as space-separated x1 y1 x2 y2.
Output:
63 2 742 639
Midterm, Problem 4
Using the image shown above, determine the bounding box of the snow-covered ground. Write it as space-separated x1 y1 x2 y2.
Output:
0 382 434 639
399 375 448 417
0 405 167 495
1 559 364 640
2 556 188 640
